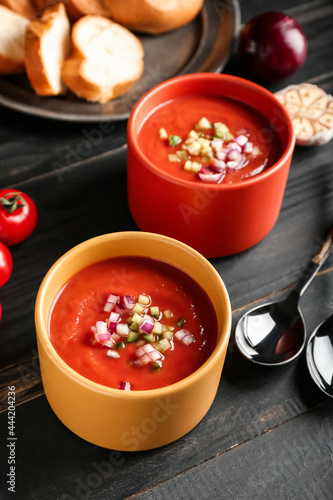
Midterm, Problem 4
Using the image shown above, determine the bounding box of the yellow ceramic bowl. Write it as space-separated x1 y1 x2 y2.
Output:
35 232 231 451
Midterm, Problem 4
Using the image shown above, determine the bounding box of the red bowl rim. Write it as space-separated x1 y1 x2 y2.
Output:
127 73 296 190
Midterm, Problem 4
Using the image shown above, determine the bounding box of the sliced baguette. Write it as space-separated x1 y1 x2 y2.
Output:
62 15 144 103
0 5 29 74
70 0 204 34
0 0 36 19
32 0 83 22
24 3 70 95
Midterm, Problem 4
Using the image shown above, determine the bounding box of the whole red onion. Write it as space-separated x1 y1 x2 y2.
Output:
238 11 308 82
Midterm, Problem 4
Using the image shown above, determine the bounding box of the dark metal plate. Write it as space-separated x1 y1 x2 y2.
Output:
0 0 240 122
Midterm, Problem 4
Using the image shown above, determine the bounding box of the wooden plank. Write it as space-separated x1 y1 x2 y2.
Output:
131 399 333 500
0 108 127 187
0 351 43 413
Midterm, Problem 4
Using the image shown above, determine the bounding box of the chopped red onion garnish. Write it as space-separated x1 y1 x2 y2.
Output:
108 333 121 345
96 332 111 342
135 343 162 365
198 172 225 183
215 150 226 161
108 311 120 332
108 322 116 333
119 381 131 390
108 323 116 333
102 339 115 348
174 329 195 345
210 158 226 171
226 161 239 171
104 302 115 313
116 323 130 336
104 294 120 312
96 320 108 333
134 357 147 366
91 321 112 343
237 127 249 136
242 141 253 153
102 333 121 348
109 312 120 323
140 315 155 334
234 134 248 147
237 157 248 169
226 149 241 162
136 343 155 357
115 303 126 314
211 139 223 149
227 142 242 152
123 295 135 310
106 350 120 359
201 166 213 175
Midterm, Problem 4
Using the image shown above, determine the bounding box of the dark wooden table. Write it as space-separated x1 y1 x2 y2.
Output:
1 0 333 498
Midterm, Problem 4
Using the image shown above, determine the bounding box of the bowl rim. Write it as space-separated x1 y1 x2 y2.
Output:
35 231 232 399
127 72 296 190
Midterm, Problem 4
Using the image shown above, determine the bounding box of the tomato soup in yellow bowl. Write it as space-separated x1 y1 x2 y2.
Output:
35 232 231 451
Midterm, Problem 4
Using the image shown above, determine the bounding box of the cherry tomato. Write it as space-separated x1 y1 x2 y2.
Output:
0 242 12 287
0 189 38 246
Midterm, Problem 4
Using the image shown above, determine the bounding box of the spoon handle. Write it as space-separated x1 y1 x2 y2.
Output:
294 228 333 297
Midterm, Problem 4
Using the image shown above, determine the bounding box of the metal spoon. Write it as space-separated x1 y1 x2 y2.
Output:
235 228 333 366
306 314 333 397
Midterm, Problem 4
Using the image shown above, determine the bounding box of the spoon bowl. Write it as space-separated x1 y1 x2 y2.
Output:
306 314 333 398
236 293 306 366
235 228 333 366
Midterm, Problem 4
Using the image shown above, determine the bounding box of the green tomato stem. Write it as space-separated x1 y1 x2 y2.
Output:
0 193 26 214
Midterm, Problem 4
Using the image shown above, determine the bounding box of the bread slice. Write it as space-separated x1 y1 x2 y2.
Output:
0 5 29 74
70 0 204 34
62 15 144 103
0 0 36 19
69 0 108 17
32 0 83 22
24 3 70 95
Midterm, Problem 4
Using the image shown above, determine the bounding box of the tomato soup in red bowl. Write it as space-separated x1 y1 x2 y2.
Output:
127 73 295 257
35 232 231 451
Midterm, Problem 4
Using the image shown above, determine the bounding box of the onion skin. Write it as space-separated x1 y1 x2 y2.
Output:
238 11 308 82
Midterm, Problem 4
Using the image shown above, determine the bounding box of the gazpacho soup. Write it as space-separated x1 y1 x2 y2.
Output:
49 256 218 391
138 95 282 184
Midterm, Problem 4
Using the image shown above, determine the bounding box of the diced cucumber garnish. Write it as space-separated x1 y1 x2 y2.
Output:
150 306 160 318
127 331 139 343
143 333 155 342
133 303 145 314
169 135 182 147
162 330 173 340
153 338 171 353
152 321 163 334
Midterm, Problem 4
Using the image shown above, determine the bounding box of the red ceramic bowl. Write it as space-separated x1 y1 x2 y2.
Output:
127 73 295 257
